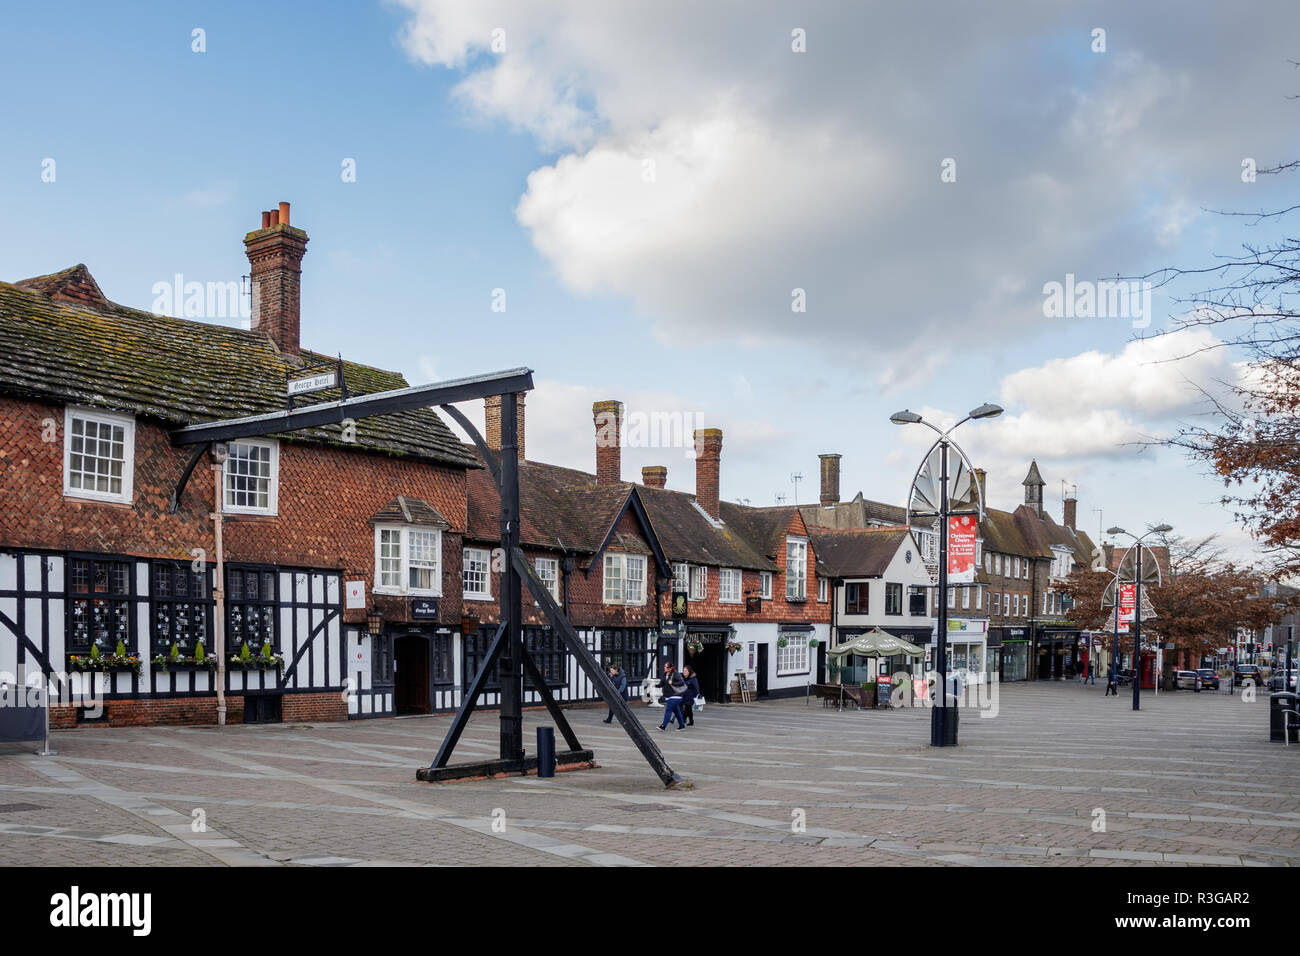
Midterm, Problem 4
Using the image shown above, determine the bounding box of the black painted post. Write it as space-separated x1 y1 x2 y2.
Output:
499 393 524 765
1133 546 1142 711
537 726 556 778
932 440 955 746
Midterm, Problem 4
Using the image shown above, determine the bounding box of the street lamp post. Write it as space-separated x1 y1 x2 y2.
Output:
891 402 1002 747
1107 524 1172 711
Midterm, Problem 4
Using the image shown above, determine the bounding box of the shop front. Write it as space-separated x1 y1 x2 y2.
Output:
928 618 990 683
994 626 1031 681
1035 625 1081 680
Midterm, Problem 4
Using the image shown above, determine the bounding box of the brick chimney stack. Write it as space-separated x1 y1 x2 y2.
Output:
973 468 987 508
485 394 526 460
693 428 723 520
818 453 841 506
642 465 667 489
593 401 623 484
1063 488 1078 531
244 201 308 354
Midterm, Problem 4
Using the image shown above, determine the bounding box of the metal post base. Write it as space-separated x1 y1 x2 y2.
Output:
930 705 959 747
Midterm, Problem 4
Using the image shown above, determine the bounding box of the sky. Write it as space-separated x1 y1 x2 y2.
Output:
3 0 1299 564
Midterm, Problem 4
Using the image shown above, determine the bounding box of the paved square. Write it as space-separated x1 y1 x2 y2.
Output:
1 682 1296 866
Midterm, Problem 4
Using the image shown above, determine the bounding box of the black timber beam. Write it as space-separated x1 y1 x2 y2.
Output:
170 368 534 445
419 750 595 783
509 546 683 788
424 622 507 772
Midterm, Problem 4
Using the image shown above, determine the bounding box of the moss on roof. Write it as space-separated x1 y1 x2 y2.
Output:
0 274 477 468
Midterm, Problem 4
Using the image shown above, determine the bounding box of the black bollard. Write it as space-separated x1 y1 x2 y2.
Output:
536 726 556 778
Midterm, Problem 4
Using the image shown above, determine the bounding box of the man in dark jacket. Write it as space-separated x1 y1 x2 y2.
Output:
603 664 628 723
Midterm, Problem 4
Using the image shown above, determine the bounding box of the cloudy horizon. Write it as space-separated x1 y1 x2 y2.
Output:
4 1 1298 566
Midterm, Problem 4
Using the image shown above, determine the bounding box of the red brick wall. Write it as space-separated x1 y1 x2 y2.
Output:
0 395 469 629
49 691 345 728
654 509 831 625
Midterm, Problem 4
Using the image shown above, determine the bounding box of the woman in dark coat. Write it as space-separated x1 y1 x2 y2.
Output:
680 664 701 726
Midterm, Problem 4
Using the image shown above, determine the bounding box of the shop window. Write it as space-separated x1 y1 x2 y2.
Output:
150 561 211 657
67 556 134 655
226 566 277 655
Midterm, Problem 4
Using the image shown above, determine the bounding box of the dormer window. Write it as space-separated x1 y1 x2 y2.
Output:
786 538 808 600
374 524 442 596
64 407 135 504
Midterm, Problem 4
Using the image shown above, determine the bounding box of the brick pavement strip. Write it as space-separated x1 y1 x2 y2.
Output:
0 682 1297 866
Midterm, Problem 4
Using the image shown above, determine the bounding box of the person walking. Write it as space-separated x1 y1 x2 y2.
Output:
680 664 701 726
658 661 687 731
1104 664 1117 696
602 663 628 723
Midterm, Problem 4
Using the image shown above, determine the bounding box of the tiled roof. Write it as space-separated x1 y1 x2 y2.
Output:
0 272 478 469
464 453 638 559
639 486 777 572
463 449 781 572
720 504 802 562
809 527 909 578
370 496 451 529
1038 511 1097 567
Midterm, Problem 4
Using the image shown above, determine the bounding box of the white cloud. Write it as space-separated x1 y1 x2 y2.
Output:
393 1 1300 379
999 329 1234 420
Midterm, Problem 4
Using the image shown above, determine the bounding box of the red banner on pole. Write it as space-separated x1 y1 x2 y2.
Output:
947 515 977 583
1119 582 1136 624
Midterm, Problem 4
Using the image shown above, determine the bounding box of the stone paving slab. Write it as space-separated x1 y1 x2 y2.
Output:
1 681 1297 866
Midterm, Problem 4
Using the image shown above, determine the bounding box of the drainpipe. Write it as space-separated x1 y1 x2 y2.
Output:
210 449 228 726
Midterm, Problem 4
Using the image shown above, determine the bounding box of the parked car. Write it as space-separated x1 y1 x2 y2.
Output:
1234 664 1264 687
1196 669 1220 689
1268 669 1297 691
1174 670 1203 690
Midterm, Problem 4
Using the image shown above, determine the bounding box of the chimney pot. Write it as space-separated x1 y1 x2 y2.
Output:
593 401 624 484
261 211 271 229
642 465 667 489
693 428 723 520
279 201 290 227
818 453 841 506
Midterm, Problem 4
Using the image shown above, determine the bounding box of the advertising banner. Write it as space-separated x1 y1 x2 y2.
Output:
1119 582 1137 624
947 515 977 584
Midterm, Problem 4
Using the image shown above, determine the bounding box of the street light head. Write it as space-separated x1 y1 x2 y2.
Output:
1106 526 1126 536
1153 524 1173 534
890 410 922 425
968 403 1004 420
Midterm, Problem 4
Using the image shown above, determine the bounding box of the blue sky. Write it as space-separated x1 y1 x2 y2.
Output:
4 1 1299 564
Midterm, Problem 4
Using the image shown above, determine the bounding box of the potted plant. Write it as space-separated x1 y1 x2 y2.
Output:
152 641 219 672
777 636 789 649
686 638 703 656
725 640 742 656
69 642 142 675
808 637 820 649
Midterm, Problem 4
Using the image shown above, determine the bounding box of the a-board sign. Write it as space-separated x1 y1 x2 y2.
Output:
737 671 753 702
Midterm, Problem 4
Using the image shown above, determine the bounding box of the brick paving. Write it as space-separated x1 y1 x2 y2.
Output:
1 681 1296 866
